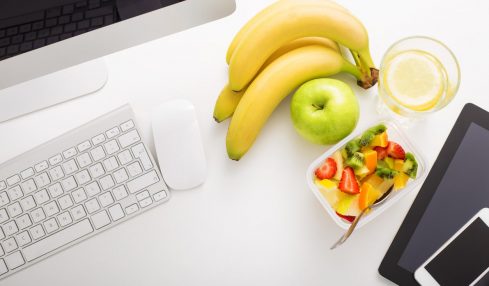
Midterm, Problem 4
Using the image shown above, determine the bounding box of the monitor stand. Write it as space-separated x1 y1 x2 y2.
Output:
0 59 108 123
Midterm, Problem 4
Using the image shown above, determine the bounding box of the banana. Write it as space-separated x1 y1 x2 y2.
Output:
226 0 348 64
214 37 340 123
228 2 378 92
226 45 362 160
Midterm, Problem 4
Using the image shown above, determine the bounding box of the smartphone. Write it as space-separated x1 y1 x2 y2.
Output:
414 208 489 286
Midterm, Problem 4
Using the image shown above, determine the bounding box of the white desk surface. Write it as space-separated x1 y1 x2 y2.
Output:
1 0 489 285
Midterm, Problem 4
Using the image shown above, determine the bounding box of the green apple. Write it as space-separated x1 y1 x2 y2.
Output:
290 78 359 145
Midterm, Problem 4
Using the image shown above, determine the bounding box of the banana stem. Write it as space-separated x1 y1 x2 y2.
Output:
354 48 379 89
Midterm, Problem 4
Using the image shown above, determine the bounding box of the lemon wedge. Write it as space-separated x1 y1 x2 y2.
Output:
383 50 446 111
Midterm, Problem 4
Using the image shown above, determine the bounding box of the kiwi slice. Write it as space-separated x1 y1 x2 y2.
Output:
359 131 375 146
375 167 398 179
368 124 387 135
402 153 418 179
346 152 365 170
345 139 361 158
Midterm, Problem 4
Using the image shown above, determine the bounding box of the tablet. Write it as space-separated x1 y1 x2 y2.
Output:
379 103 489 285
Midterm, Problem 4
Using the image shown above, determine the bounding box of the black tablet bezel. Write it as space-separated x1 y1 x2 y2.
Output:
378 103 489 285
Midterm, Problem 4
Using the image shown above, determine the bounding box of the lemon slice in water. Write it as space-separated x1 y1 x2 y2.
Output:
383 50 446 111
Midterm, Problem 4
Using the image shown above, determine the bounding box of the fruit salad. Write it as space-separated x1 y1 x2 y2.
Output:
313 124 418 223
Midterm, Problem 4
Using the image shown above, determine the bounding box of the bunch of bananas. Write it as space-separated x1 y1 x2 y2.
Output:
214 0 378 161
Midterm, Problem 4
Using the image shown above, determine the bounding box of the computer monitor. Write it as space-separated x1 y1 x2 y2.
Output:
0 0 235 122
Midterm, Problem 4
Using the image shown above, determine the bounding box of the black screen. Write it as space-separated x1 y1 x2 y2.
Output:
426 218 489 286
398 123 489 272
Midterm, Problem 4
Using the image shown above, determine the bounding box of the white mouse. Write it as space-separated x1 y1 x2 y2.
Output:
151 99 207 190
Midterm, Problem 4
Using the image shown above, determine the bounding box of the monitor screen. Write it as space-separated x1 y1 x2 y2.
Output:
0 0 184 61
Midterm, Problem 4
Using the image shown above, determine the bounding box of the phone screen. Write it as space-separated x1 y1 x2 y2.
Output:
425 218 489 286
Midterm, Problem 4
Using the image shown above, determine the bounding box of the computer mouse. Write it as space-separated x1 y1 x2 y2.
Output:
151 99 207 190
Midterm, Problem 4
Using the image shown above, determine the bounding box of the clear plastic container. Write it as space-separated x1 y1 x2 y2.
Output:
306 120 428 230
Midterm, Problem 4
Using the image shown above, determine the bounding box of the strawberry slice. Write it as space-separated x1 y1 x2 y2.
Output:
336 212 355 223
315 158 337 180
374 146 388 160
338 167 360 194
387 141 406 160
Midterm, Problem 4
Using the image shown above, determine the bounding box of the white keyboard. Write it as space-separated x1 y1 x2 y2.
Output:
0 105 170 280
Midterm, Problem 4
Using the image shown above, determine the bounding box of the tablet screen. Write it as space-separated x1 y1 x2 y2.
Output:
398 123 489 272
425 218 489 286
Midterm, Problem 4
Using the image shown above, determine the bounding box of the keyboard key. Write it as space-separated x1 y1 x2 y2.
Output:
78 20 90 30
126 171 160 194
61 176 77 191
118 150 133 165
7 175 20 186
113 168 128 184
85 182 101 197
0 192 9 207
112 185 128 201
104 14 114 25
43 218 59 233
31 208 46 223
44 201 60 217
7 202 22 217
77 140 91 152
6 27 18 36
5 251 24 269
7 45 19 55
7 186 23 201
3 221 19 236
0 228 4 240
46 35 59 45
58 194 74 210
127 161 142 177
71 205 86 221
33 38 46 49
2 237 17 253
64 23 77 33
92 210 110 229
72 188 87 203
16 231 31 246
24 31 36 41
88 0 101 9
119 130 140 148
63 159 79 175
59 15 70 25
20 168 35 179
20 196 36 211
125 204 139 215
90 17 103 27
34 189 50 205
85 198 100 214
11 35 23 44
139 197 152 208
0 181 6 191
48 183 63 198
0 208 9 223
30 225 45 240
51 26 63 35
49 166 65 181
60 32 73 40
63 147 77 159
19 23 31 33
23 219 93 262
106 127 120 138
0 260 6 275
104 140 120 155
136 190 149 201
21 179 37 194
38 29 50 38
98 192 113 207
49 154 63 166
91 146 106 161
45 18 58 28
32 21 44 30
132 143 153 170
75 169 91 185
89 163 105 178
57 212 73 227
108 204 124 221
71 12 83 22
120 120 134 131
153 191 168 202
0 38 10 48
77 153 92 168
92 134 106 145
35 173 50 188
16 214 32 229
99 175 114 190
103 156 119 172
35 161 49 172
